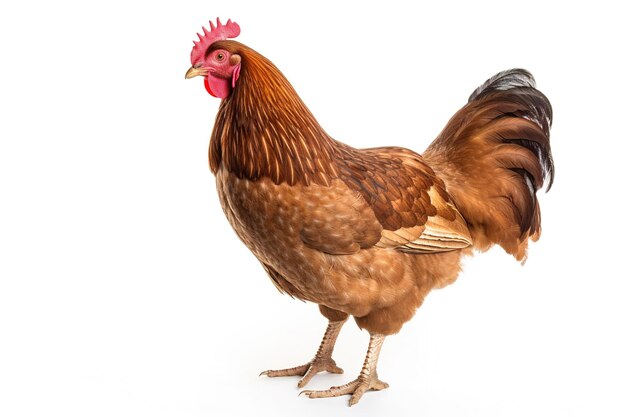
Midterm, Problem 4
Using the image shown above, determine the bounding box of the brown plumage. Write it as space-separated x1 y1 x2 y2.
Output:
425 68 553 260
187 23 553 406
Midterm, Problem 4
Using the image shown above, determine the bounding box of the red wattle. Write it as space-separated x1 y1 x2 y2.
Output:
205 74 231 99
204 77 217 97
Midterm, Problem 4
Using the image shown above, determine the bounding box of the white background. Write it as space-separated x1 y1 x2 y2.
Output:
1 1 624 416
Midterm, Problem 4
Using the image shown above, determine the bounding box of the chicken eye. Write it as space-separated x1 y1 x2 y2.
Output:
216 52 225 61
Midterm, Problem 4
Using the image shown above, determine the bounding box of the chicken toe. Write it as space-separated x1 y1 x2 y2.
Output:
300 333 387 406
300 374 389 406
260 357 344 388
260 319 346 388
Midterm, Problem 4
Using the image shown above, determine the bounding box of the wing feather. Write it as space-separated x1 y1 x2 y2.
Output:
300 145 473 255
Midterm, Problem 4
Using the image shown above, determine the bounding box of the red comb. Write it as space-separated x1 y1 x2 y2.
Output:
191 18 241 65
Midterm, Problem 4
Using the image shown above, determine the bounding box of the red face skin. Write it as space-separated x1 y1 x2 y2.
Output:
193 49 241 98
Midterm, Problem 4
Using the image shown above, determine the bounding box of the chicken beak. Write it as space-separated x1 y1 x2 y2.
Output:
185 66 208 79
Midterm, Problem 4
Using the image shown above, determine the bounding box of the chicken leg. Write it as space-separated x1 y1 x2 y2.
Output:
300 333 388 406
260 318 347 388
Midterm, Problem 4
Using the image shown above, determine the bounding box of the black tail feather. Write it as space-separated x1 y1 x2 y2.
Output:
470 69 554 191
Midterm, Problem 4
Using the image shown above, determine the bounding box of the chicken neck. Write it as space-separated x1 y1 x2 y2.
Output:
209 42 338 186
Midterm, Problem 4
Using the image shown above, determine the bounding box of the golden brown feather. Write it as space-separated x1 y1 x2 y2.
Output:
424 69 553 260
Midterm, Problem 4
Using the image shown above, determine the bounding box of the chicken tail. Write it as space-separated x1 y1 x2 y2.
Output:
423 69 554 261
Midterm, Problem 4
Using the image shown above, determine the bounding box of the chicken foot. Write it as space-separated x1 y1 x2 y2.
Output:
260 318 346 388
300 333 388 406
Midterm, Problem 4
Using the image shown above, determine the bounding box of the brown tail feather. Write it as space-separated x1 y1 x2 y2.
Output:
424 69 554 261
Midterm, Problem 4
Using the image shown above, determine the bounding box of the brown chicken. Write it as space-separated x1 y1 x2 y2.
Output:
185 19 553 406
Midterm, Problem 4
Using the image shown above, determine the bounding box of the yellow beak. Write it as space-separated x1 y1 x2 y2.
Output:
185 66 208 79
